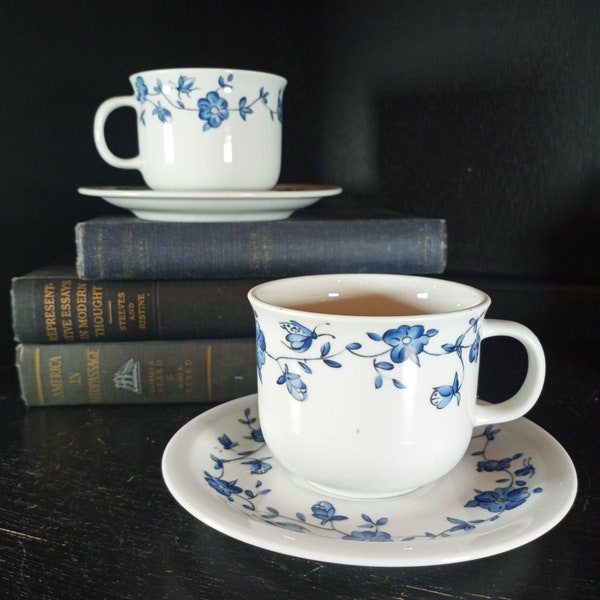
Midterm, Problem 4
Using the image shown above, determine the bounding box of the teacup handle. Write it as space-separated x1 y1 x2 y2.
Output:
93 96 142 170
474 319 545 426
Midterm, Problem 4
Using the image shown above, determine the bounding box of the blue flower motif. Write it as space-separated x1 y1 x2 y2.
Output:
135 76 148 103
242 459 272 475
277 365 307 401
210 454 224 470
134 73 282 128
203 408 543 544
238 97 253 121
218 434 238 450
469 331 481 363
198 91 229 131
339 514 391 541
343 529 392 541
382 325 437 365
446 517 477 533
176 75 196 97
465 486 530 513
482 425 500 441
280 321 319 353
245 428 265 444
152 103 172 123
218 74 234 90
477 458 513 472
255 322 266 382
277 91 283 123
310 501 349 526
204 471 243 501
430 372 461 409
515 457 536 478
258 313 487 404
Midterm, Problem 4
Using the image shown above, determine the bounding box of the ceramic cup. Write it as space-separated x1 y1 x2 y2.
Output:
248 274 546 499
93 68 286 191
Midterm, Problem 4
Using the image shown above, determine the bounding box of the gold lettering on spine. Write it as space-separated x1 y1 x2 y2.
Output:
48 355 64 397
249 233 260 269
91 285 105 337
76 283 90 340
86 349 102 402
117 291 127 331
177 359 194 394
60 280 74 341
137 294 147 329
148 359 165 394
43 283 59 342
260 228 271 273
248 228 271 272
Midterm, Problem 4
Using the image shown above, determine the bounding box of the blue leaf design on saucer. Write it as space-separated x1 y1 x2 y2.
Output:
204 410 543 542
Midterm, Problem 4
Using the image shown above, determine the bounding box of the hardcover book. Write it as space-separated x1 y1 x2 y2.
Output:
11 264 262 344
75 210 447 280
16 338 257 406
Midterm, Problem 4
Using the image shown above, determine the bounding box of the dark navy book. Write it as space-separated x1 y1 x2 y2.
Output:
75 209 447 280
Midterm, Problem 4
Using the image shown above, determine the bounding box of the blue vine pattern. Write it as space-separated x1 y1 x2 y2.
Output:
134 73 283 130
203 407 543 542
253 312 483 408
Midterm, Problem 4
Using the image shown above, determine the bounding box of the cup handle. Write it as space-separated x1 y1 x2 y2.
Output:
474 319 545 426
93 96 142 170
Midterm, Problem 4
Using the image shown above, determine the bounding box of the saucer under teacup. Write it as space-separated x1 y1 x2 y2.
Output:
162 394 577 567
78 184 342 222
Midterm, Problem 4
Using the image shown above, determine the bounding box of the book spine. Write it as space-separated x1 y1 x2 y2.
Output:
75 218 446 280
16 339 257 406
11 276 261 344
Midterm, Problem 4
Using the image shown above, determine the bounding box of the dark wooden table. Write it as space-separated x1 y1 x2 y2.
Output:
1 280 598 599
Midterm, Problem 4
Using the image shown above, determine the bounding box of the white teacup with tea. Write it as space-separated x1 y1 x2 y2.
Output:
248 274 545 499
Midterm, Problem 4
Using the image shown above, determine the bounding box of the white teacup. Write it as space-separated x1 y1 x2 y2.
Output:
94 68 286 191
248 274 546 499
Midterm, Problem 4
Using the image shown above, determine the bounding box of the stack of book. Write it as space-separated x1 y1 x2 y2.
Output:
11 208 447 406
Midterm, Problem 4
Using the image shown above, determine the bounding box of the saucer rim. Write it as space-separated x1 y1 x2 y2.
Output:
77 183 343 200
161 394 578 567
77 184 342 222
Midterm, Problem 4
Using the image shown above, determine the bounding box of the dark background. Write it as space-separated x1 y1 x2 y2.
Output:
1 3 599 597
1 0 599 347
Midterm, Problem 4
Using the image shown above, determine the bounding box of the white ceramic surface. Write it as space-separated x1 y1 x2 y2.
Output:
248 274 545 498
161 394 577 567
77 184 342 222
94 68 286 191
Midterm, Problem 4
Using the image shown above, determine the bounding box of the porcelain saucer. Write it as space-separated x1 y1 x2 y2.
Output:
78 184 342 222
162 394 577 567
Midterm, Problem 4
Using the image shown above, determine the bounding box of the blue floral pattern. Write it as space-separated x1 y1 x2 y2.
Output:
203 408 543 542
134 73 283 130
253 313 484 408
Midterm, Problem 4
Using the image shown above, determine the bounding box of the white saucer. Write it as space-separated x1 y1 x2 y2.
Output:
78 184 342 222
162 394 577 567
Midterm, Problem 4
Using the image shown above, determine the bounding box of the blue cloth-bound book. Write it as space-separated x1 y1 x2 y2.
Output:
75 210 447 280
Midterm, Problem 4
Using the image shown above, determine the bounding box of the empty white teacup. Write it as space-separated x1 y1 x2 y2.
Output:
94 68 286 191
248 274 546 499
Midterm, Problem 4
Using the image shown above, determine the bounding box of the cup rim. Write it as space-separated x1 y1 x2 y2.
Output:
248 273 491 320
130 67 287 85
